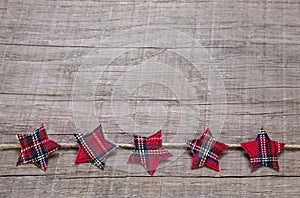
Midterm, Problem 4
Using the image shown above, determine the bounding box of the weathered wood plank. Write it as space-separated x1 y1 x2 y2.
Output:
0 48 299 143
1 175 300 197
0 149 298 177
0 0 299 197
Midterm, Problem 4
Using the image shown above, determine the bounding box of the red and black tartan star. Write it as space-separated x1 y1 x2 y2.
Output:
74 124 117 170
186 128 228 172
128 130 173 175
241 128 285 170
16 124 61 171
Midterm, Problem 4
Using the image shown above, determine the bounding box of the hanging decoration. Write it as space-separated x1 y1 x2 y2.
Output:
241 128 285 170
74 124 117 170
127 130 173 175
186 128 228 172
7 124 297 173
16 124 61 171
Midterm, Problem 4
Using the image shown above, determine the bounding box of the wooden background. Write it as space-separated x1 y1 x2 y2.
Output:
0 0 300 197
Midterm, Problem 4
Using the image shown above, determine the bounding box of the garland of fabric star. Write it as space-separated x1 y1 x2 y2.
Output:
10 123 291 175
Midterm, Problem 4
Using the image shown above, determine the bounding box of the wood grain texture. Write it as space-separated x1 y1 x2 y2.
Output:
0 0 299 197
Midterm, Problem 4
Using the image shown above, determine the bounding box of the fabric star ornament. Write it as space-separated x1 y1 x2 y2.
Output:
186 128 228 172
16 124 61 171
74 124 116 170
241 128 285 170
128 130 173 175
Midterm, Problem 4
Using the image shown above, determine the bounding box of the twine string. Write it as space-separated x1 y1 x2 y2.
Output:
1 143 300 150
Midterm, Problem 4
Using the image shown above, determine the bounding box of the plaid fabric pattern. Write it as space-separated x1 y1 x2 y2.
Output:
128 130 173 175
74 124 116 170
16 124 61 171
241 128 285 170
186 128 228 172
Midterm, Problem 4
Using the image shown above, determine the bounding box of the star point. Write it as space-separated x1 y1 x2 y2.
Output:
74 124 116 170
241 128 285 170
128 130 173 175
16 124 61 171
186 128 228 172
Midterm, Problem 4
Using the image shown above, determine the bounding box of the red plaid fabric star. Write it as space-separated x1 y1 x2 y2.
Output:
16 124 61 171
241 128 285 170
128 130 173 175
186 128 228 172
74 124 116 170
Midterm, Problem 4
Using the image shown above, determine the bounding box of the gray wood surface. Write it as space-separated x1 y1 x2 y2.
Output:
0 0 300 197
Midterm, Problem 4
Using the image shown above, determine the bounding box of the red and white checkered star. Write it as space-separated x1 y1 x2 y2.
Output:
16 124 61 171
128 130 173 175
186 128 228 172
74 124 117 170
241 128 285 170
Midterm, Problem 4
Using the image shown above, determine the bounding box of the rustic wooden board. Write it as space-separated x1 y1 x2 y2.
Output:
1 176 300 197
0 0 299 197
